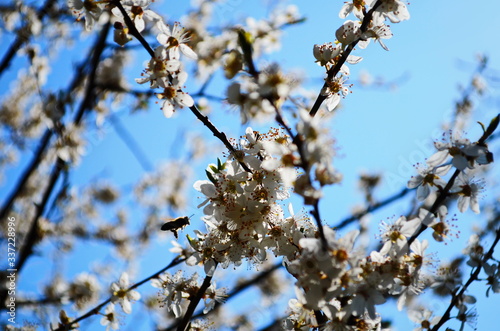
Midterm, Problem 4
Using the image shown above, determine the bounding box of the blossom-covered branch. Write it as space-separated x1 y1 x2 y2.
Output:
54 256 185 331
431 228 500 330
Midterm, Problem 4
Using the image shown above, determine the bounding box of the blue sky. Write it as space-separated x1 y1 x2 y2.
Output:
2 0 500 330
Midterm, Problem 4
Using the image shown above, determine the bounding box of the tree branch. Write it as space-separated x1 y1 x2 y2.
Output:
176 263 217 331
0 0 57 79
309 0 384 117
0 21 112 310
109 113 154 172
53 256 186 331
431 228 500 331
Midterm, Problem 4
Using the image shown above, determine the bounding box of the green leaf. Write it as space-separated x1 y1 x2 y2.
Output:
217 157 226 171
206 169 217 184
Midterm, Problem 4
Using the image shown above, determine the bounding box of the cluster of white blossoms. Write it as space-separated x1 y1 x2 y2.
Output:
135 20 198 117
408 130 492 213
67 0 306 123
313 0 408 111
222 7 304 122
151 270 227 318
67 0 197 118
189 128 317 274
283 223 431 329
226 62 301 123
55 1 500 330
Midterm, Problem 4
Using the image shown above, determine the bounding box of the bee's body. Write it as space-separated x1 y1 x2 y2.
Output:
161 216 190 238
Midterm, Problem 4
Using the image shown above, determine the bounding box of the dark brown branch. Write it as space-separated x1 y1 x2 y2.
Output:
0 0 57 79
431 228 500 331
113 0 252 173
309 0 384 117
408 113 499 246
176 263 217 331
52 257 186 331
164 262 281 330
0 21 112 311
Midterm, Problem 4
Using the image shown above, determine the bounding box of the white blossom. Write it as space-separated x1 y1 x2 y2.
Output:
110 273 140 314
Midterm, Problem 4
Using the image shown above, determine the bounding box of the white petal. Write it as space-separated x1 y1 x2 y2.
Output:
176 93 194 107
193 180 217 197
407 176 422 189
180 44 198 59
156 21 171 35
134 17 145 32
128 290 141 300
157 33 169 45
135 77 149 84
325 94 340 111
457 196 469 213
162 101 175 118
346 55 363 64
121 299 132 314
339 3 353 19
426 150 449 167
261 159 280 171
416 184 430 201
119 273 129 287
470 196 480 214
204 259 217 277
165 59 180 72
176 70 188 86
452 155 468 171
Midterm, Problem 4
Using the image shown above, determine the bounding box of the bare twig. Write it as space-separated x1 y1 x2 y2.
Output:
334 187 411 229
109 113 154 172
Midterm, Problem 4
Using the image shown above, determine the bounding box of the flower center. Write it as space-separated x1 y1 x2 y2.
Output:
167 36 180 48
163 86 177 99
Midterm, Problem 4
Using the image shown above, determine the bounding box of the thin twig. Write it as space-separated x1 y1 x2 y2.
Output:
113 0 252 173
309 0 384 117
0 130 53 222
176 263 217 331
109 113 154 172
164 262 281 331
0 21 112 310
334 187 411 229
53 256 186 331
431 228 500 331
0 0 57 79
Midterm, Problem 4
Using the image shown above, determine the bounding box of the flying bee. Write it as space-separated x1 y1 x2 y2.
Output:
160 216 190 239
